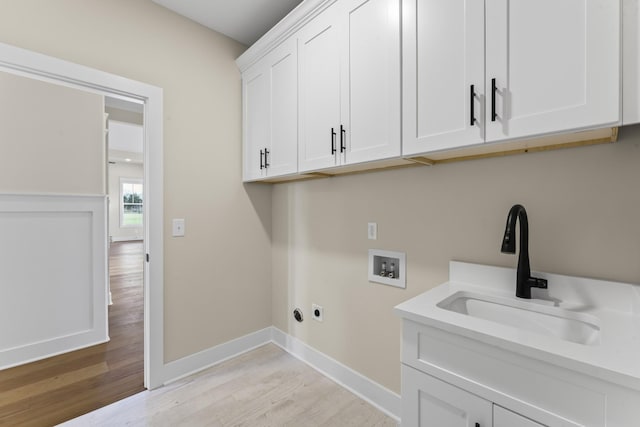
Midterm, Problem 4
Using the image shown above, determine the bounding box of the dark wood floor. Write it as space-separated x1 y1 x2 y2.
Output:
0 241 145 427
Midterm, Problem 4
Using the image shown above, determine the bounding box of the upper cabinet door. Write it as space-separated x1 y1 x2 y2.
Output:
299 0 400 172
623 0 640 125
241 39 298 182
485 0 620 142
402 0 485 156
298 4 342 173
267 38 298 177
242 63 269 181
341 0 401 164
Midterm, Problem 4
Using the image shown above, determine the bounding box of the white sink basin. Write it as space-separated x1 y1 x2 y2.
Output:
437 291 601 346
395 262 640 392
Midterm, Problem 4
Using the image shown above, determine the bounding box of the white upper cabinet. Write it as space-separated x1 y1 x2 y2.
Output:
299 0 401 172
240 0 626 181
243 63 270 181
485 0 620 142
242 38 298 181
494 406 544 427
623 0 640 125
298 3 343 172
269 40 299 177
341 0 401 165
403 0 621 156
403 0 485 155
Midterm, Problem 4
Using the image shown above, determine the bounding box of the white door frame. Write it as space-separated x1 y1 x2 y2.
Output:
0 42 165 389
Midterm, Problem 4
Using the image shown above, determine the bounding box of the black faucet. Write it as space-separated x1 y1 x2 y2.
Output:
501 204 548 299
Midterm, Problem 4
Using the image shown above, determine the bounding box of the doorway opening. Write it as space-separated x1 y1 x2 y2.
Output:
0 41 164 425
106 96 146 397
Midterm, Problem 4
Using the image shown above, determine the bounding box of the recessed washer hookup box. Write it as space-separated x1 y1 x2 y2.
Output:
368 249 406 289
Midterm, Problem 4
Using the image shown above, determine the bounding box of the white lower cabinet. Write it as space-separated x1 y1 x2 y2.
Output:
402 365 491 427
398 319 640 427
402 365 543 427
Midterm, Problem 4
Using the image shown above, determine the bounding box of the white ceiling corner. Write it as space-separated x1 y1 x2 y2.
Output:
151 0 304 46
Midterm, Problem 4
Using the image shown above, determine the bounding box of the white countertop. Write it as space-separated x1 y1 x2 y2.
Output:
394 261 640 391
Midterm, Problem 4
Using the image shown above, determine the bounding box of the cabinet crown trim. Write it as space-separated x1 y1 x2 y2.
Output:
236 0 337 72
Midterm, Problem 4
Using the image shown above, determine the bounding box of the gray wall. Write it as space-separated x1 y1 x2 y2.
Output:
0 71 104 194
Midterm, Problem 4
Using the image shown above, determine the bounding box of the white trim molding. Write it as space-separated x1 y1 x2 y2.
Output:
160 326 401 422
111 236 144 243
162 327 273 385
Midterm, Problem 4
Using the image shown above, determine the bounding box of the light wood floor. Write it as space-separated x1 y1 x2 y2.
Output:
0 241 145 427
61 344 398 426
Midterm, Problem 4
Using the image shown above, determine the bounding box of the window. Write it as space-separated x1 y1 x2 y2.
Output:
120 178 143 227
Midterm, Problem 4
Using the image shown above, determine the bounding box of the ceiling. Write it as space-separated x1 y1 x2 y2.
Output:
109 121 143 154
151 0 304 46
108 120 144 164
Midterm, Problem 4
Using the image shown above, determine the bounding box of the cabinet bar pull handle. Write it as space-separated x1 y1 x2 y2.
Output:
470 84 476 126
340 124 346 153
491 78 498 122
331 127 337 154
264 148 270 168
260 149 264 170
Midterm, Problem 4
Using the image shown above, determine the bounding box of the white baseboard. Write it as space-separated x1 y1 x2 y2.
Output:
110 236 143 242
162 327 272 385
270 327 401 422
160 326 401 423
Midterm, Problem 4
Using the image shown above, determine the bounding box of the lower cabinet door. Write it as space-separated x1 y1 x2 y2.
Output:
493 406 544 427
402 365 492 427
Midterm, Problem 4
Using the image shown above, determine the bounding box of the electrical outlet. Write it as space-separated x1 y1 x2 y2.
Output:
312 303 324 322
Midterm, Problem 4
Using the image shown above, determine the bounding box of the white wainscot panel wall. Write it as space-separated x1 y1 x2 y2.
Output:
0 194 108 369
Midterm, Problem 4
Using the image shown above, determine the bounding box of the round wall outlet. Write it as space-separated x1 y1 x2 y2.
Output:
312 304 323 322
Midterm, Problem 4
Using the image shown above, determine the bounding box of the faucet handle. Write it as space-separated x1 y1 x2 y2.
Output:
530 277 548 289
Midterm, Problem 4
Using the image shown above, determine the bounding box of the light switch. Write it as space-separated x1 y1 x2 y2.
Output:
368 222 377 240
172 218 185 237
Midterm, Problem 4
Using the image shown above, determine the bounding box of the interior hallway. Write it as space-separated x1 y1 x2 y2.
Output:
0 241 145 426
